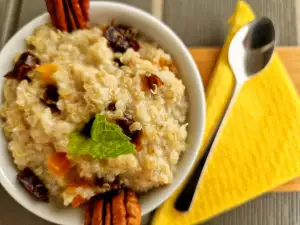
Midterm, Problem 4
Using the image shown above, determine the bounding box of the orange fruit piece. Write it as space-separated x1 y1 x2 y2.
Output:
72 194 87 208
37 64 58 84
47 152 71 176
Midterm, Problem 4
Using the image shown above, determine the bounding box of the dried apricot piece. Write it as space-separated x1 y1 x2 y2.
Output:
37 63 58 84
72 194 87 208
47 152 71 176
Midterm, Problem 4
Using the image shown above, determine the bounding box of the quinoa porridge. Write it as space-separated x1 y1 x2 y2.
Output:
0 23 188 206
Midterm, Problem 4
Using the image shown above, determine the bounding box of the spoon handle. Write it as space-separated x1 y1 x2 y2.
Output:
174 84 242 212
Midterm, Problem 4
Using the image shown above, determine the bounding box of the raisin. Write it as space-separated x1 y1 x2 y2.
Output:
116 115 134 137
114 58 124 67
40 84 60 112
16 168 49 201
106 102 116 111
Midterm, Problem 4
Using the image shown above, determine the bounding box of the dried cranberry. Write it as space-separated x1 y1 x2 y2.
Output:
4 52 40 81
16 168 49 201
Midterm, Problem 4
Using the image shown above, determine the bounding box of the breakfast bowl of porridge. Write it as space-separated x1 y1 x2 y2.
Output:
0 1 205 224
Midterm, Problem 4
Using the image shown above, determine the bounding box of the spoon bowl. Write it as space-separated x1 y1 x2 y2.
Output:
228 17 275 82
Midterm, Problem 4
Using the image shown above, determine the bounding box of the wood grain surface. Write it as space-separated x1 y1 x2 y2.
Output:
190 47 300 192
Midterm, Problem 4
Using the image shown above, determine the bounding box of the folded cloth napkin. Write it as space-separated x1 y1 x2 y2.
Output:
152 1 300 224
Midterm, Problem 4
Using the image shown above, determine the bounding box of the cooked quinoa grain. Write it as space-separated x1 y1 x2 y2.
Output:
0 24 188 206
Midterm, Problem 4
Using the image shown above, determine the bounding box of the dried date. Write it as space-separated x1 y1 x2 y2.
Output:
17 168 49 201
4 52 40 81
104 25 140 53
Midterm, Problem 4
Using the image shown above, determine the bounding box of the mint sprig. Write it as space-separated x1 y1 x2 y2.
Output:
68 115 136 159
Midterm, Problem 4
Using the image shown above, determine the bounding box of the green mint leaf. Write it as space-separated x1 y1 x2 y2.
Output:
68 115 136 159
91 115 130 142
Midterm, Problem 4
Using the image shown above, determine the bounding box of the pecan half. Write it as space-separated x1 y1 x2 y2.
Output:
80 0 90 21
142 73 164 92
104 201 111 225
84 203 93 225
45 0 58 28
92 198 104 225
112 190 127 225
71 0 88 29
64 0 78 31
45 0 89 32
54 0 68 31
125 190 141 225
84 189 141 225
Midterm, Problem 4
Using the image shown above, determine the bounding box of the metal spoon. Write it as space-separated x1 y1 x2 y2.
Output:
174 17 276 212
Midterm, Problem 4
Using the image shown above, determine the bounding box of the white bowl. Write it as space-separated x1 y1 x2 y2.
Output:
0 2 206 224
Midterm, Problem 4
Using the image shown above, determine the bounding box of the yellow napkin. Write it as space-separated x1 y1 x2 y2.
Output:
152 1 300 224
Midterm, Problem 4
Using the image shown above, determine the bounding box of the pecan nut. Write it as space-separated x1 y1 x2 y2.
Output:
45 0 89 32
125 190 142 225
85 189 141 225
